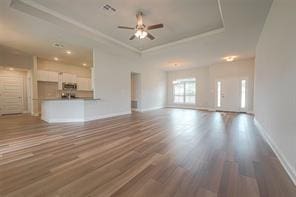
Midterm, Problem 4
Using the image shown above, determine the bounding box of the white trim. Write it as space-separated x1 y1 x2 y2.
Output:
11 0 140 54
43 118 85 123
254 118 296 186
42 111 132 123
143 0 225 53
142 28 225 53
32 112 40 116
84 111 131 122
166 106 253 113
140 106 163 112
247 110 254 115
166 105 210 111
217 0 225 28
11 0 225 54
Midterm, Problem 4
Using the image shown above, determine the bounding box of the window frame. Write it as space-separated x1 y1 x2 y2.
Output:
216 81 221 108
240 78 248 111
173 78 196 105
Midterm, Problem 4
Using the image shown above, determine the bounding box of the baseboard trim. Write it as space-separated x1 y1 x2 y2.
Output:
254 118 296 186
85 111 131 122
247 110 254 115
32 112 40 116
42 111 132 123
43 118 85 123
166 105 211 111
140 106 164 112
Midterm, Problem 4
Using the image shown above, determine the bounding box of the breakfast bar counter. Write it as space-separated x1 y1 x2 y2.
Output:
40 98 102 123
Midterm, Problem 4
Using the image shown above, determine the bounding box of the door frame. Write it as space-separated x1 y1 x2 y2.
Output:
215 77 249 113
0 75 24 115
130 72 142 112
239 77 249 113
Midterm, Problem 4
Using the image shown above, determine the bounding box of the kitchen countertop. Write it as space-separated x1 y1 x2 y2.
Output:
34 98 101 101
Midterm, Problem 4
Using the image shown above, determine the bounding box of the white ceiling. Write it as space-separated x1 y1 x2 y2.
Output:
0 0 273 70
0 0 93 66
28 0 224 51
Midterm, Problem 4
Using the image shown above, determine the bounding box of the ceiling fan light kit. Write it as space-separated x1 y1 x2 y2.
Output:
135 30 147 39
118 11 164 41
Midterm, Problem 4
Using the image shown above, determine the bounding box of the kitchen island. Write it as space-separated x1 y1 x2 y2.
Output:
41 98 103 123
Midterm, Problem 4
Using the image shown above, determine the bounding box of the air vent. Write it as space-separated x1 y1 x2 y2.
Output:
100 4 116 15
52 43 64 48
102 4 116 12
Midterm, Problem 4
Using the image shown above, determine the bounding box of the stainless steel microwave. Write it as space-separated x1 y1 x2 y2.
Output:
62 83 77 90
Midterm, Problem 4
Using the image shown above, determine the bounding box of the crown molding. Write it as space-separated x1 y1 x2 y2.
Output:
10 0 141 54
142 28 225 54
142 0 225 54
11 0 225 55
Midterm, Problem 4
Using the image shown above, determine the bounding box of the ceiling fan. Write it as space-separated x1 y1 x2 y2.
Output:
118 11 164 40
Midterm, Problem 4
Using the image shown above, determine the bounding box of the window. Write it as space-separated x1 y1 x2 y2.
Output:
173 78 196 104
217 81 221 107
241 80 246 108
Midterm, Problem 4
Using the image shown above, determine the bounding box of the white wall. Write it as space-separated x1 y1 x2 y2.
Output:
254 0 296 184
92 47 166 116
37 58 91 78
167 58 255 112
0 45 33 69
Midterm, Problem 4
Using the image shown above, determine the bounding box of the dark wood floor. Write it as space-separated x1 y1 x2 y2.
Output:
0 109 295 197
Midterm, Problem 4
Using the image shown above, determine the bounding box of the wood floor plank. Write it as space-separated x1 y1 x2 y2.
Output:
0 109 295 197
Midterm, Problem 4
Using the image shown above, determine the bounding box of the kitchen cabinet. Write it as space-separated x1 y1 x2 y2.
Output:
77 77 92 91
37 70 59 82
38 70 91 91
58 73 63 90
62 73 77 83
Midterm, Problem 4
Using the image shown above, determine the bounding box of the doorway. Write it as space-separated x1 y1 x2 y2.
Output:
216 77 248 112
131 73 141 112
0 76 24 115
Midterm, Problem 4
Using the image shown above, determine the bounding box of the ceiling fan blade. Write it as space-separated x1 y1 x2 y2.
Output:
147 24 164 30
147 33 155 40
129 35 136 40
118 26 134 30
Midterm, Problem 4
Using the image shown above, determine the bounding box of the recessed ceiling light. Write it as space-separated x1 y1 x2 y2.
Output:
8 67 14 71
223 56 237 62
54 57 59 61
82 63 87 67
66 50 72 55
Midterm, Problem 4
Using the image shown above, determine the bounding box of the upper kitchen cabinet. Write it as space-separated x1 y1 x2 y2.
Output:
62 73 77 83
77 77 92 91
37 70 59 82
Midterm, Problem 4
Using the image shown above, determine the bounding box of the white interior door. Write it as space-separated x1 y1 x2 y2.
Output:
0 76 24 115
216 78 240 112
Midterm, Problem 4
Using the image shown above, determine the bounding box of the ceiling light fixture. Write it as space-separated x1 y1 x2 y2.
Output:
54 57 59 61
8 67 14 71
66 50 72 54
223 56 237 62
82 63 87 67
134 30 147 39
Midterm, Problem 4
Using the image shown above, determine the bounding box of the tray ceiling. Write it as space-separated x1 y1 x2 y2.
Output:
11 0 224 52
